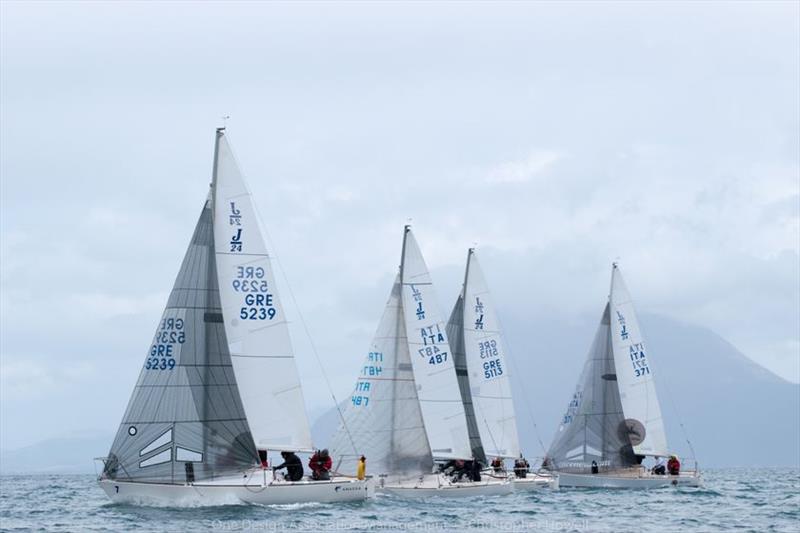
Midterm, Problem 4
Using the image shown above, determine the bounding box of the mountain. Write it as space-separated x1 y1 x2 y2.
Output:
0 433 111 474
2 315 796 473
312 313 800 468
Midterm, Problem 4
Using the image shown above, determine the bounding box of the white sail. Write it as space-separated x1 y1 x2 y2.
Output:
608 264 668 457
400 227 472 461
211 129 313 452
460 249 520 459
330 274 433 477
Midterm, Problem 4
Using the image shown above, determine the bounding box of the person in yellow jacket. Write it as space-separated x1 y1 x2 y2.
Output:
356 455 366 480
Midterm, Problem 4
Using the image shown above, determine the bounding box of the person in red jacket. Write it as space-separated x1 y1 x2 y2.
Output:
309 449 332 480
667 455 681 476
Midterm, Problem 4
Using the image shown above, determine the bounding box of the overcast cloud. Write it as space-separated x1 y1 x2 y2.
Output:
1 1 798 450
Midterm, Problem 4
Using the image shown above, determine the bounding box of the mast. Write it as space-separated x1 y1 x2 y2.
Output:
389 225 411 470
204 127 224 468
450 247 486 463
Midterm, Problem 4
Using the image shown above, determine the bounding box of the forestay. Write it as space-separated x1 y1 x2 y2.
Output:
103 201 258 483
544 304 637 473
211 129 313 452
400 227 473 461
457 249 520 459
330 275 434 477
608 265 668 457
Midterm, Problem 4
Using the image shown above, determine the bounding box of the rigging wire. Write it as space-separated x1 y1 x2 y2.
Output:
490 298 549 459
221 129 359 457
260 225 359 456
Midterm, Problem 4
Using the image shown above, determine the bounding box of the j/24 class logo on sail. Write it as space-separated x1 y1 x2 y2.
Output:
229 202 244 252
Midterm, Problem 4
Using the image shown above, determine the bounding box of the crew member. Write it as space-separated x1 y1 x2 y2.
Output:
357 455 366 480
273 451 303 482
667 455 681 476
309 449 333 480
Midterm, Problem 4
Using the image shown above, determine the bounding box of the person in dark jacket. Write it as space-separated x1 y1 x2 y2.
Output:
273 451 303 482
468 460 482 482
309 449 333 480
514 455 530 478
491 457 504 473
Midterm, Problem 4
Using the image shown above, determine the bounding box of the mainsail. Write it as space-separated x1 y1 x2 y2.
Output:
103 200 258 483
212 129 313 453
330 275 433 477
544 303 636 473
400 227 473 461
545 263 670 473
608 265 668 457
447 293 486 464
448 249 520 461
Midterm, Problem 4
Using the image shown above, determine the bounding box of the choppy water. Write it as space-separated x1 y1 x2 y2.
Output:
0 469 798 532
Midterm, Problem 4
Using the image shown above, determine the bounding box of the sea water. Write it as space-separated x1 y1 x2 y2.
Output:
0 469 798 532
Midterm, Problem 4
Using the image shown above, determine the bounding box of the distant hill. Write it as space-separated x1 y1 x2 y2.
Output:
0 433 111 475
312 313 800 468
2 314 796 473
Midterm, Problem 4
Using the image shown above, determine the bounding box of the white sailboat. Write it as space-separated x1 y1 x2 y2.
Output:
446 248 557 491
97 128 371 505
330 227 512 497
542 263 702 489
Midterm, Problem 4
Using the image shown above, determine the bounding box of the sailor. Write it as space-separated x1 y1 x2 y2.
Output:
469 459 482 482
514 455 530 478
273 451 304 482
491 457 504 473
451 459 467 482
667 455 681 476
309 449 333 480
357 455 366 480
652 456 666 475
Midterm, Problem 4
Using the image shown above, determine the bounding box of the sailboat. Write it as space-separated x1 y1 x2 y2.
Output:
542 263 702 488
446 248 557 490
97 128 371 505
330 227 512 497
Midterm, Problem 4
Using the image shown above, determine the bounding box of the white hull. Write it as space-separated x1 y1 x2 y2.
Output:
511 472 560 491
378 474 512 498
555 470 702 489
98 473 372 506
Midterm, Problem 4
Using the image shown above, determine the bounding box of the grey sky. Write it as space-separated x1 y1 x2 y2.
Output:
1 1 798 450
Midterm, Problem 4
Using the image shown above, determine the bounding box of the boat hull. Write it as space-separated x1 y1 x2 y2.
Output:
511 472 560 491
555 470 702 489
378 474 512 498
98 475 373 506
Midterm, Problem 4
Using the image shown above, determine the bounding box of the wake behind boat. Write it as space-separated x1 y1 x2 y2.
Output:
541 263 701 489
97 128 371 505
